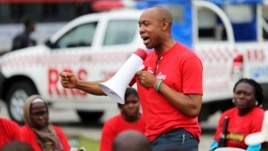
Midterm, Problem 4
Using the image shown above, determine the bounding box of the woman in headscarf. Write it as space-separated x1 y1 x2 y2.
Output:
20 95 71 151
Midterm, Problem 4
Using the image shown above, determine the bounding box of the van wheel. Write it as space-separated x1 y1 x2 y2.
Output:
76 111 103 123
6 80 38 124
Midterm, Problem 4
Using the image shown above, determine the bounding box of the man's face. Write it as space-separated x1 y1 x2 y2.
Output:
30 102 48 130
139 9 162 49
121 94 140 119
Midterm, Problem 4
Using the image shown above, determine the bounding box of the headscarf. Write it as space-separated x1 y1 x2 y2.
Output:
23 95 64 151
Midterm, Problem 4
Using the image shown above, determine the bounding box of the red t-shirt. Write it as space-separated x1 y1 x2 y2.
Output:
20 125 71 151
214 106 264 149
137 42 203 142
100 113 146 151
0 118 22 148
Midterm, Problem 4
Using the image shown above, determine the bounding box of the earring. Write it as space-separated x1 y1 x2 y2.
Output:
232 99 235 103
255 101 258 106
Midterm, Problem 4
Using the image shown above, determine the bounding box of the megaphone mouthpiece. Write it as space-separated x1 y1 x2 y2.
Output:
134 48 147 60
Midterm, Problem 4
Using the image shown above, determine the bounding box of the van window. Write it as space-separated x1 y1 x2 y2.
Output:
55 22 97 48
263 5 268 40
224 5 254 23
224 4 256 42
103 20 137 46
197 7 227 42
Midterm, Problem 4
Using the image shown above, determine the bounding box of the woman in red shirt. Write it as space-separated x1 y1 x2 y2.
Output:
100 87 146 151
20 95 71 151
210 78 266 150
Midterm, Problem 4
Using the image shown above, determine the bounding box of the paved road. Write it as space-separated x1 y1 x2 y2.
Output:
0 101 219 151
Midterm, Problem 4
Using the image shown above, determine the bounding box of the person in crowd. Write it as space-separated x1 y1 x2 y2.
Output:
59 5 203 151
20 94 71 151
0 115 22 148
112 130 151 151
0 141 34 151
209 78 266 151
100 87 146 151
11 18 36 51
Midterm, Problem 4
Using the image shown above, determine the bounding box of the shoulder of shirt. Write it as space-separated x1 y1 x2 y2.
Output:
173 42 196 56
0 117 18 125
52 125 62 129
105 114 122 123
221 107 237 116
251 106 265 114
175 42 191 50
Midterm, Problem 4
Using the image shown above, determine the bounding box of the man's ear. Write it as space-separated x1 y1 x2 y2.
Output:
161 20 170 31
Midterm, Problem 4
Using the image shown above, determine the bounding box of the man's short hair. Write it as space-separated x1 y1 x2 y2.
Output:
0 141 34 151
112 130 151 151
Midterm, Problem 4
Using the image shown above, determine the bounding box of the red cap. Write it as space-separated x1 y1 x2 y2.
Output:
133 48 147 60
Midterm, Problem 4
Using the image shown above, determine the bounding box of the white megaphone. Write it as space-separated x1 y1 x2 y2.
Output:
99 48 147 104
245 110 268 145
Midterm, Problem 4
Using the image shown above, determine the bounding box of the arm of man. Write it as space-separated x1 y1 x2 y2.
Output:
157 55 202 117
60 72 105 95
75 80 106 95
158 84 202 118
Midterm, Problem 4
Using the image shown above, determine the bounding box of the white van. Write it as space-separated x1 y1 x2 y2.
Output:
0 0 267 123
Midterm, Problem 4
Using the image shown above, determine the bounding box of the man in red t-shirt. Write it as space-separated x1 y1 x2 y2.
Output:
100 87 146 151
0 118 22 149
59 6 203 151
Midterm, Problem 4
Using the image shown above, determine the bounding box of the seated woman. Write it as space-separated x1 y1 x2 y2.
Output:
100 87 146 151
20 95 71 151
210 78 265 151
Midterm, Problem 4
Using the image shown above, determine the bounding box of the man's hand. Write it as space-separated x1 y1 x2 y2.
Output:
59 72 78 89
136 71 157 88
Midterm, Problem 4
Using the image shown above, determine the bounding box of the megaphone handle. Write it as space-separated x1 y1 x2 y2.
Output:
128 66 148 87
129 77 136 87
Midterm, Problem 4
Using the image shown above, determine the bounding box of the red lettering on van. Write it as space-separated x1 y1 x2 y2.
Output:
247 49 265 62
48 68 87 97
48 68 61 96
77 69 87 96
